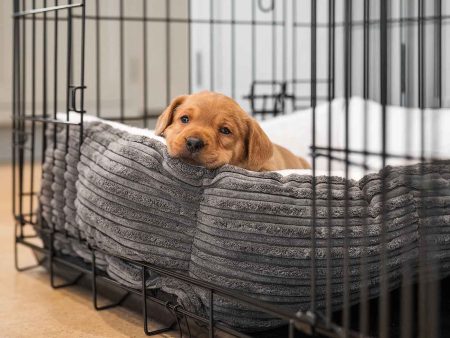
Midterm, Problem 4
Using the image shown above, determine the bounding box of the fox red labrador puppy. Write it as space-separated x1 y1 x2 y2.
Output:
155 91 310 171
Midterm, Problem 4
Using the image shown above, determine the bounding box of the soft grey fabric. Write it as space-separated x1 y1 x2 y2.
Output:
39 120 450 331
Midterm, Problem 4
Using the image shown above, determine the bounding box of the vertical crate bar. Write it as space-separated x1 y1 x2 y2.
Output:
310 0 317 314
343 0 352 335
379 0 389 337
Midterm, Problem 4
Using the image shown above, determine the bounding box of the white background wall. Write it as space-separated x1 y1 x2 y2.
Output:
1 0 190 126
190 0 450 112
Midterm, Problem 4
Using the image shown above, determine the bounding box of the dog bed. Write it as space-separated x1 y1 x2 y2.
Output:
38 100 450 331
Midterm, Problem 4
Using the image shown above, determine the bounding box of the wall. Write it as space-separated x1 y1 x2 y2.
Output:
190 0 450 112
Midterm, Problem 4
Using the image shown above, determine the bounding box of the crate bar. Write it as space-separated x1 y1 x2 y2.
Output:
12 116 81 125
210 0 214 91
282 0 287 86
360 0 370 334
119 0 124 122
37 0 48 232
166 0 171 106
77 15 287 26
53 0 59 145
50 0 59 282
251 0 256 105
29 0 36 226
427 3 442 335
23 13 450 26
63 0 73 242
13 3 82 17
141 266 173 335
325 0 335 326
400 0 414 336
12 0 20 218
209 289 214 338
188 0 192 94
436 0 442 108
142 0 148 127
292 0 296 111
293 14 450 27
417 0 430 337
18 0 26 233
78 0 86 147
311 146 435 161
41 0 48 165
379 0 389 337
310 0 317 314
230 0 235 99
293 79 331 84
343 0 352 335
95 0 100 117
271 1 276 114
91 250 130 311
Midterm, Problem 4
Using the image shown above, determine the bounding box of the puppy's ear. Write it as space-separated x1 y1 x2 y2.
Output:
155 95 188 136
245 118 273 171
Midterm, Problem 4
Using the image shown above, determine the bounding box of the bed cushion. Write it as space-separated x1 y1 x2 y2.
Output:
39 112 450 331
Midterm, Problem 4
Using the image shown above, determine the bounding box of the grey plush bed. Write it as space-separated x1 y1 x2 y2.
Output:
39 118 450 331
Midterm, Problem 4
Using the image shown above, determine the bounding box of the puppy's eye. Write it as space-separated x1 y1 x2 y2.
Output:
219 127 231 135
180 115 189 124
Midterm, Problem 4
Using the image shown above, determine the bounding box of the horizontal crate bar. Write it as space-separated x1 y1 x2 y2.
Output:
13 3 83 17
312 151 371 170
294 14 450 28
105 115 159 122
12 115 81 126
22 14 285 26
312 146 435 162
21 192 38 196
292 79 331 84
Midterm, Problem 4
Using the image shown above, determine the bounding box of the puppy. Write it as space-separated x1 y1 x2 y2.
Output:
155 91 310 172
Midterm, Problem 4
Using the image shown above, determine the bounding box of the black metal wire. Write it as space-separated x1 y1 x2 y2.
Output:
379 0 389 336
142 0 148 127
292 0 296 112
119 0 124 123
230 0 235 99
42 0 48 166
12 0 19 220
360 0 370 335
79 0 86 147
343 0 352 335
310 0 317 316
29 0 36 226
209 0 214 92
417 1 428 338
437 0 442 108
95 0 100 117
11 1 450 337
166 0 171 106
325 0 335 327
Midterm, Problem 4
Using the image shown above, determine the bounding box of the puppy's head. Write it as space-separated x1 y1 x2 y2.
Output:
155 91 273 171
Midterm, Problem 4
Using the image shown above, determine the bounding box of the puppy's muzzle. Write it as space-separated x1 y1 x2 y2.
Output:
186 137 204 153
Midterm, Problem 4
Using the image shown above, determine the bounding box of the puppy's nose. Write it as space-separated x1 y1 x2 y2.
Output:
186 137 204 153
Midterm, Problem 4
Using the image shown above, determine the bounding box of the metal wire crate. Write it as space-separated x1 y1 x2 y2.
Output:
12 0 450 337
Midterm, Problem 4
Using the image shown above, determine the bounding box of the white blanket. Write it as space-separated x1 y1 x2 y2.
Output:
261 97 450 179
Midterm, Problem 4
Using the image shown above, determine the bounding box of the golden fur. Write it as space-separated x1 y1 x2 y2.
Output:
155 91 310 172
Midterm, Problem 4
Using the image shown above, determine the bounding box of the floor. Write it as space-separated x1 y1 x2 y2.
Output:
0 164 176 338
